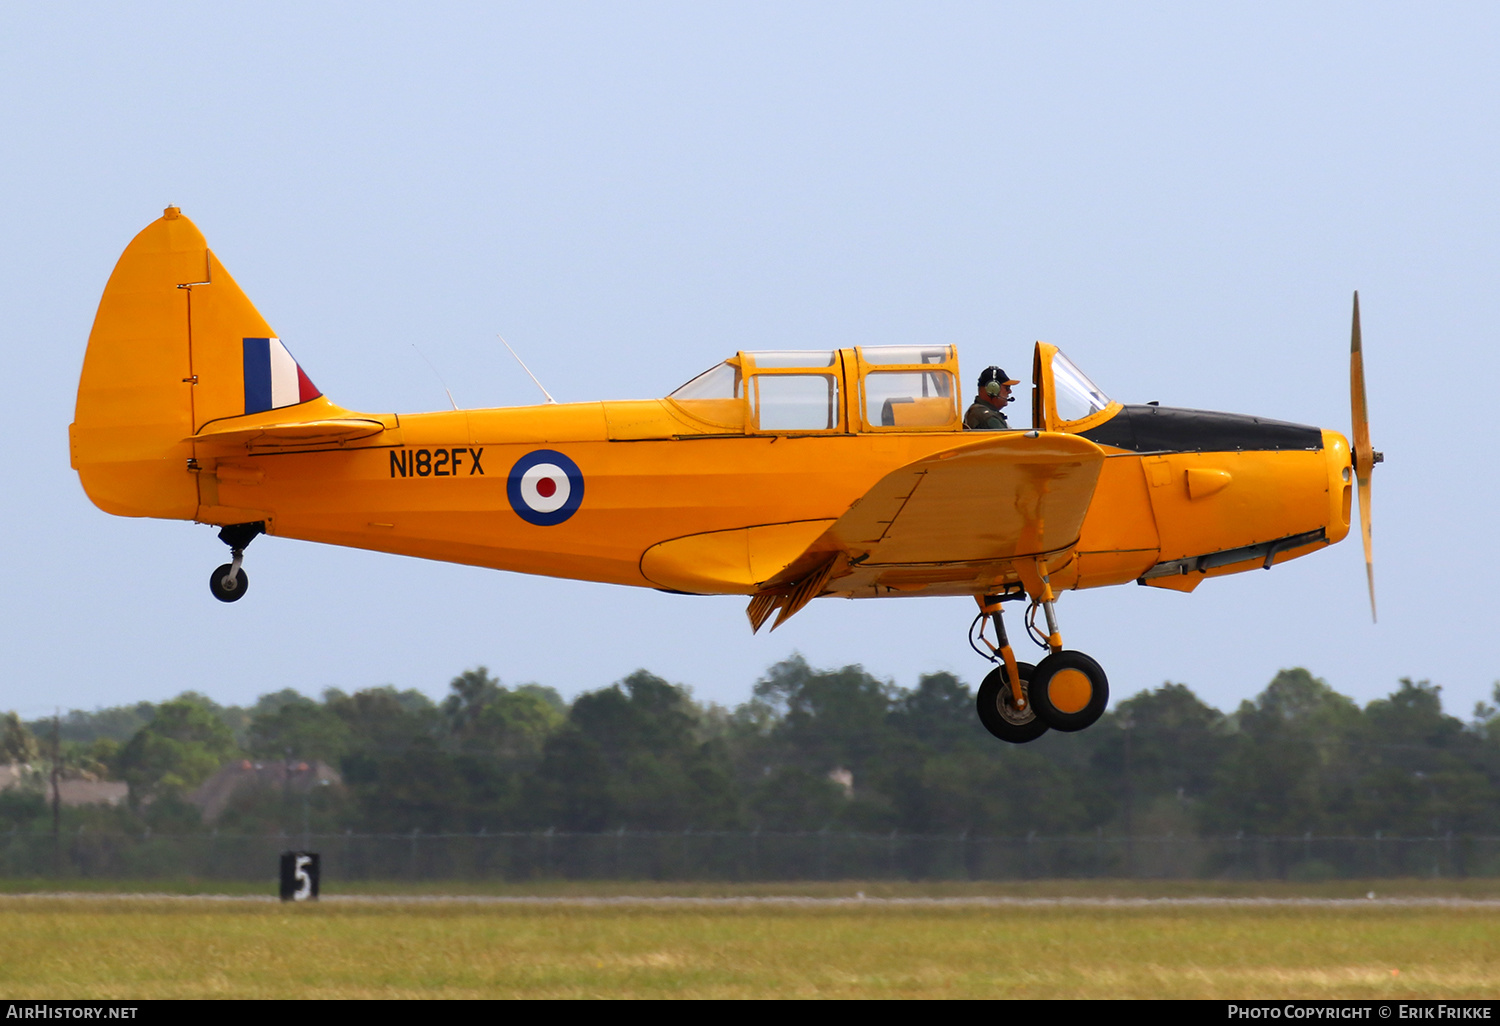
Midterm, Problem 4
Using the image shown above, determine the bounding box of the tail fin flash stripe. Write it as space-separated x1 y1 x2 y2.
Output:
243 338 272 413
296 363 321 404
243 337 321 415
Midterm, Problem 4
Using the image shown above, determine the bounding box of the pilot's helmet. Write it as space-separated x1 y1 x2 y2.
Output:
978 366 1020 397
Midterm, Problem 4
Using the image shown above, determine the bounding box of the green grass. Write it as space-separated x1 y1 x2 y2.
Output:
2 888 1499 998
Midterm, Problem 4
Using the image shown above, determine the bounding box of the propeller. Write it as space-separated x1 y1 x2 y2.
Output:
1349 291 1382 622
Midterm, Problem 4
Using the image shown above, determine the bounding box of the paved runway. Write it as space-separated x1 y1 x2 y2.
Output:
7 892 1500 908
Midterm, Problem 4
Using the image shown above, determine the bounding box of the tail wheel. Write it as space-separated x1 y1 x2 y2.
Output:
976 661 1048 744
209 564 249 603
1030 651 1108 732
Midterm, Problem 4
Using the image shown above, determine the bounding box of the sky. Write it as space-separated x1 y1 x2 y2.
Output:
1 2 1495 722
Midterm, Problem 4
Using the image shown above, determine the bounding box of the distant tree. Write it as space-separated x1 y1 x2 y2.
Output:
752 655 899 782
426 667 568 827
326 686 440 744
1204 669 1362 835
1355 679 1492 835
527 726 611 830
31 702 155 745
389 688 440 716
440 667 505 735
529 671 738 830
169 691 253 745
117 699 240 807
881 672 1015 834
1087 683 1228 834
0 789 45 831
889 672 986 755
248 701 352 764
1 712 40 765
438 667 564 758
214 772 354 835
252 688 314 718
973 735 1098 835
746 766 848 829
464 688 564 763
515 683 567 716
328 686 458 831
58 737 121 780
49 658 1500 847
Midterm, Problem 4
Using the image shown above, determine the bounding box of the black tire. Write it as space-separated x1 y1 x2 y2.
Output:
209 564 249 603
976 661 1048 744
1030 650 1108 732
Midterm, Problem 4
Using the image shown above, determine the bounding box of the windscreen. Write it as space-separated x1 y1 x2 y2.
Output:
670 361 742 400
1051 350 1111 423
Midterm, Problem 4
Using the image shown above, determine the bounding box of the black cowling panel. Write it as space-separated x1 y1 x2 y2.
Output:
1080 405 1323 453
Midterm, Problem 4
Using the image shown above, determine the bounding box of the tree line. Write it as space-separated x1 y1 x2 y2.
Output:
4 657 1499 839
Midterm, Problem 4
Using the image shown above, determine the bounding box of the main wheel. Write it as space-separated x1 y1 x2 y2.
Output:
976 661 1048 744
209 564 249 603
1029 651 1108 732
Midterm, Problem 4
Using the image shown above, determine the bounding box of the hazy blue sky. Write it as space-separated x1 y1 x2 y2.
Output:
2 3 1494 721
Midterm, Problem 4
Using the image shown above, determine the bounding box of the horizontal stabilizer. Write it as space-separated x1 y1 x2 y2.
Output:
187 416 386 448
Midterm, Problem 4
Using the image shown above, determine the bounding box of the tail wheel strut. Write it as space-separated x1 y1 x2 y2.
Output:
209 522 264 604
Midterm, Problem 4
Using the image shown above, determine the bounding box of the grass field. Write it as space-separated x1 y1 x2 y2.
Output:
3 882 1500 998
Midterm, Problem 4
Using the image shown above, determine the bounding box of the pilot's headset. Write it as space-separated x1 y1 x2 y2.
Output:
978 366 1019 404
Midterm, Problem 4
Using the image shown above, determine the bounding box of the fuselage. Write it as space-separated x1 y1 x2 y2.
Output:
194 393 1353 600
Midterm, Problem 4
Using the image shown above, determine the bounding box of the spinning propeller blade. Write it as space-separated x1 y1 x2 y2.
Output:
1349 292 1379 622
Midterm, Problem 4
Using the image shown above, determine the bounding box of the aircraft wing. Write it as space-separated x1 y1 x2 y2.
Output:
749 432 1105 629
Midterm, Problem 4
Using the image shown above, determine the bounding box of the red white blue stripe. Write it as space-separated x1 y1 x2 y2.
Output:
243 337 321 415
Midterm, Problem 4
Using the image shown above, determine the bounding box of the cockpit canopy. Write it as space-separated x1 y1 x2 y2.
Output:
669 346 962 434
665 343 1118 436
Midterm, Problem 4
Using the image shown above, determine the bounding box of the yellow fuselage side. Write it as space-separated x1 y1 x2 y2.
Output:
192 403 1352 599
202 405 984 590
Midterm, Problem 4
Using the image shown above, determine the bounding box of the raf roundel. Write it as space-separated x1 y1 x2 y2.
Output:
507 450 585 526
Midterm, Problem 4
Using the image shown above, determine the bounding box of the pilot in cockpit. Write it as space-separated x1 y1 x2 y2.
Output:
963 366 1020 430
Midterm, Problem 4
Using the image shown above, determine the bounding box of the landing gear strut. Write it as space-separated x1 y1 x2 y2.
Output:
209 522 264 603
970 562 1110 741
972 591 1049 743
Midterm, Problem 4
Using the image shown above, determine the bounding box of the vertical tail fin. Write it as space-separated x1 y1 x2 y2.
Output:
71 207 333 519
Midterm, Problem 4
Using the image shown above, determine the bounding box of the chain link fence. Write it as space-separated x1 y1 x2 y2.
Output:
2 830 1496 881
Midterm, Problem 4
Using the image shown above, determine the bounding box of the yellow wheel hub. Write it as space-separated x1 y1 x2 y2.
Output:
1048 668 1093 714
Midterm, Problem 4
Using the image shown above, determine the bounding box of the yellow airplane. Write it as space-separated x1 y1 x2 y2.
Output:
70 208 1380 743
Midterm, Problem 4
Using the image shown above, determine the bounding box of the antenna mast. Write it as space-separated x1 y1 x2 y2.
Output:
499 335 558 405
410 345 459 411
